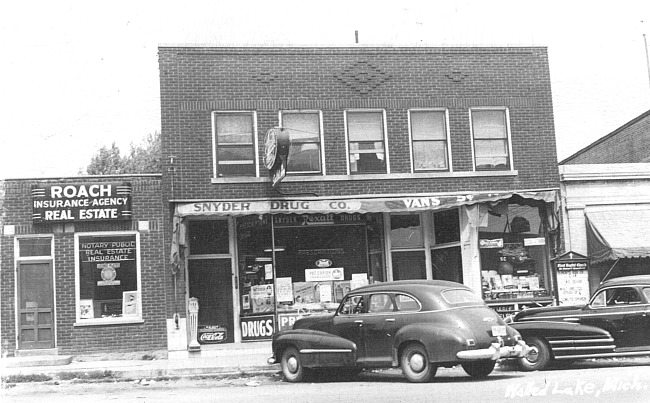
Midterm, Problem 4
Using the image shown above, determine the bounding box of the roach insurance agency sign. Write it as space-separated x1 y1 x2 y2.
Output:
32 182 132 223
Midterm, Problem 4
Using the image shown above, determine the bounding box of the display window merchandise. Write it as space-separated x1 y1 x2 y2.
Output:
75 232 142 324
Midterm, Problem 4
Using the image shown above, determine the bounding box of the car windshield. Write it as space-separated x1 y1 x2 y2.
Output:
441 289 483 304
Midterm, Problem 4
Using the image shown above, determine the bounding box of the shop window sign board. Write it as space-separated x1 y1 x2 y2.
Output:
553 251 590 306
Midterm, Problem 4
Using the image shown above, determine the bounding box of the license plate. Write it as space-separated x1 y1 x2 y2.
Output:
491 325 507 336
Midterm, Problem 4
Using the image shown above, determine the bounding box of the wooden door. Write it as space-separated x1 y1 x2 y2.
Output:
17 262 55 349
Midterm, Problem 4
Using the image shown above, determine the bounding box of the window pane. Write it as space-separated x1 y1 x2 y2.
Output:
282 113 320 142
78 234 138 319
347 112 384 141
413 141 448 170
368 294 394 313
217 163 255 176
472 110 507 139
390 214 423 248
287 143 321 172
218 146 254 162
411 111 446 140
395 294 420 311
475 139 509 170
189 220 230 255
216 114 253 144
350 149 386 174
392 251 426 280
19 238 51 257
433 209 460 244
432 246 463 283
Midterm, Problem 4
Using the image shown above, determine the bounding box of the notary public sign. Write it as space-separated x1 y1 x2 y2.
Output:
32 182 132 223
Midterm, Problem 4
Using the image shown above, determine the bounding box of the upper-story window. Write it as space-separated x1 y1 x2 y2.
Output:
470 108 512 171
409 109 450 171
213 112 257 177
280 111 323 174
345 110 388 174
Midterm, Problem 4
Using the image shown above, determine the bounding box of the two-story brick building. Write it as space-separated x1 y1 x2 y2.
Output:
159 46 561 346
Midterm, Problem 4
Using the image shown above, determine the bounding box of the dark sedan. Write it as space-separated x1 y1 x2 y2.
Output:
509 275 650 371
268 280 528 382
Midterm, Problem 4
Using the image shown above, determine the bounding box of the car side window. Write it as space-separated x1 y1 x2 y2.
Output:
340 295 367 315
643 288 650 303
395 294 420 312
609 287 642 305
368 294 394 313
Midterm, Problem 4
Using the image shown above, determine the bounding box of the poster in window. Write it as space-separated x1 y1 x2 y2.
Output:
80 299 94 319
122 291 140 316
78 234 138 318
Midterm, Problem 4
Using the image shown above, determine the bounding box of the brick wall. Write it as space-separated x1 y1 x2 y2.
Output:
562 110 650 164
0 176 167 356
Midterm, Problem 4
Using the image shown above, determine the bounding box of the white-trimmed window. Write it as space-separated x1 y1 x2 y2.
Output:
75 232 142 324
470 108 512 171
213 111 257 177
345 110 388 174
280 111 323 174
409 109 450 171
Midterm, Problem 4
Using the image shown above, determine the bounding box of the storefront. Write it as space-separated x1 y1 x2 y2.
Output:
0 176 167 357
170 190 558 344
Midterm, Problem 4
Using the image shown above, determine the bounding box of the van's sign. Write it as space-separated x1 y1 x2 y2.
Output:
32 182 132 223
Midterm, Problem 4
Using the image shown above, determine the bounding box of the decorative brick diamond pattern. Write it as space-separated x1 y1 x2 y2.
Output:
335 61 390 95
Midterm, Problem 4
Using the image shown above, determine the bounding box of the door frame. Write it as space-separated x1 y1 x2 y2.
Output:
184 217 239 343
14 235 57 351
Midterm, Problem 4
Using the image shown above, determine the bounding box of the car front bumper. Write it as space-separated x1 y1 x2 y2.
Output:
456 339 529 361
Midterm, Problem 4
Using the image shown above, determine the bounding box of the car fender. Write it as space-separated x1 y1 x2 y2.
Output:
510 320 612 339
394 323 470 363
272 329 357 368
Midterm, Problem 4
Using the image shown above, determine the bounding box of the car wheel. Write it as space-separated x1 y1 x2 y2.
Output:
281 347 306 382
518 336 551 371
462 360 496 378
400 343 437 383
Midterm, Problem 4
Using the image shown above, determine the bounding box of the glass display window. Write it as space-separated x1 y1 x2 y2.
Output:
479 199 552 302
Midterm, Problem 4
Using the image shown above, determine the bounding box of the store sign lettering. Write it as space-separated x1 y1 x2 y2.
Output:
240 315 275 341
32 182 132 223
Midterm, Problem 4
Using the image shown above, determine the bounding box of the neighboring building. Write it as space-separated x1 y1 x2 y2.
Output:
159 45 561 346
560 109 650 295
0 176 167 357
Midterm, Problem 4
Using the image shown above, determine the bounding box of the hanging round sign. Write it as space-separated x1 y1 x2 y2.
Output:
264 128 279 170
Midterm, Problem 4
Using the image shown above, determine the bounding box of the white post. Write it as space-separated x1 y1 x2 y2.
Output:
187 297 201 352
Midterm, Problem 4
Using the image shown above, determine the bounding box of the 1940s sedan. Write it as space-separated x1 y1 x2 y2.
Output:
268 280 528 382
509 275 650 371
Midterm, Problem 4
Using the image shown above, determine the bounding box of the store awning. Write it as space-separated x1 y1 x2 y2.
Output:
173 190 557 217
585 207 650 264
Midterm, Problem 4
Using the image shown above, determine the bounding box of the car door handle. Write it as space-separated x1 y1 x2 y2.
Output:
563 318 579 322
354 320 363 324
385 318 395 322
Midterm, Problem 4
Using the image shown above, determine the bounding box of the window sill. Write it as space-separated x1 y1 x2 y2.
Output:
73 317 144 327
211 170 518 184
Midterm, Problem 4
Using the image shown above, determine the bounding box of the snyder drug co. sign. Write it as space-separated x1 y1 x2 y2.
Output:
32 182 133 223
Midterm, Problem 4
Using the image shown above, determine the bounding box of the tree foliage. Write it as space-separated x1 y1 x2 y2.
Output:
85 132 161 175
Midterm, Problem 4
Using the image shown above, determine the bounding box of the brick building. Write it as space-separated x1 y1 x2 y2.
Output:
0 175 167 357
159 46 562 347
559 109 650 297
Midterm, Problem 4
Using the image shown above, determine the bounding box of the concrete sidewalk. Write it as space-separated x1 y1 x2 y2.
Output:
1 342 278 380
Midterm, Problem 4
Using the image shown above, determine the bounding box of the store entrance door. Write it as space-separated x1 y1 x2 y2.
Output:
188 259 234 344
17 262 55 350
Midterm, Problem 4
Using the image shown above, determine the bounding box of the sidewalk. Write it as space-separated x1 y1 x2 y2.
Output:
1 342 278 381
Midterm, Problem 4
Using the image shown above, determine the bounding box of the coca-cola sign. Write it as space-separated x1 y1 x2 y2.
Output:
198 326 227 344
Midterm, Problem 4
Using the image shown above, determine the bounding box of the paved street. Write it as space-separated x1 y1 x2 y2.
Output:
3 359 650 403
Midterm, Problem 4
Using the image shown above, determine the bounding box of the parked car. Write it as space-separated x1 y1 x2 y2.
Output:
268 280 528 382
509 275 650 371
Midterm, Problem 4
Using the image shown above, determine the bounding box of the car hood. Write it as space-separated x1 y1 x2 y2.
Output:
513 304 585 322
292 313 335 333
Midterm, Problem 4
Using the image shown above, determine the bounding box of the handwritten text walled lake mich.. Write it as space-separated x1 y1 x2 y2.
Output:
504 375 647 398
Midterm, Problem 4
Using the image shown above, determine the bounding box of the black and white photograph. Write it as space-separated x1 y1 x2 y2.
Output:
1 1 650 402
